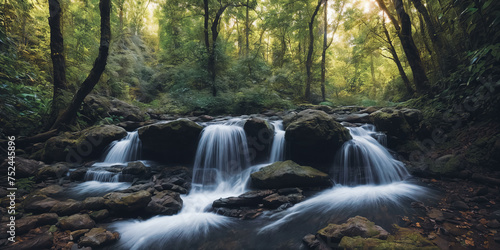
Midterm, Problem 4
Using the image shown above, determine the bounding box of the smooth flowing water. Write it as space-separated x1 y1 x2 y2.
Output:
102 131 142 164
109 121 429 250
332 124 409 185
269 120 285 162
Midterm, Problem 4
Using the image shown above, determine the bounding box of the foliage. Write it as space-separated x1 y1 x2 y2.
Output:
16 177 35 192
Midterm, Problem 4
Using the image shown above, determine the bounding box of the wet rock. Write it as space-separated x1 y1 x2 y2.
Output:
250 160 332 189
369 108 412 147
451 200 469 210
57 214 95 231
244 117 275 164
2 231 53 250
262 193 303 209
239 189 275 201
400 108 423 126
36 163 70 180
212 207 264 219
37 185 64 197
302 234 331 250
213 197 261 208
317 216 389 243
0 157 43 178
70 168 88 181
16 213 58 234
158 183 188 194
335 113 371 123
70 229 90 241
38 125 127 163
24 195 60 214
199 115 214 121
145 190 183 215
427 209 445 222
83 94 146 122
89 209 110 221
284 109 351 171
78 227 119 247
104 190 151 213
50 199 83 215
442 222 467 236
488 219 500 228
82 197 106 210
122 161 148 175
138 119 203 164
359 106 378 114
277 187 302 195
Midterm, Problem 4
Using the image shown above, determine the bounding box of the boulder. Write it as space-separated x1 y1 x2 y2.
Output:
24 195 60 214
145 190 183 215
284 110 351 171
250 160 332 189
16 213 59 234
2 231 53 250
335 113 371 123
78 227 119 247
69 168 88 181
57 214 95 231
369 108 411 147
39 125 127 163
317 216 389 244
139 119 203 164
122 161 149 176
82 197 106 210
36 163 70 180
83 94 146 122
0 157 43 178
359 106 378 114
213 190 275 208
37 185 64 197
104 190 151 213
49 200 83 215
244 118 275 164
89 209 109 221
262 193 305 208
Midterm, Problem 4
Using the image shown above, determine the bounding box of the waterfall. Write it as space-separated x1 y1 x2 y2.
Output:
84 169 121 182
269 121 285 162
192 122 251 189
332 124 409 185
102 131 142 163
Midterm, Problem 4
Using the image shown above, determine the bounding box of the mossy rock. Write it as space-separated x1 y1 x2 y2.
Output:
243 118 275 164
250 160 332 189
138 119 203 164
317 216 389 244
284 109 351 171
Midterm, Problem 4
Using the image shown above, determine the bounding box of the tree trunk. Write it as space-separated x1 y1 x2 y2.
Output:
320 0 328 102
203 0 210 52
305 0 323 101
382 17 414 94
245 0 250 56
393 0 429 93
48 0 67 123
50 0 111 130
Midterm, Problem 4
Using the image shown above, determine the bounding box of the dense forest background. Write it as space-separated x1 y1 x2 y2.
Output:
1 0 499 137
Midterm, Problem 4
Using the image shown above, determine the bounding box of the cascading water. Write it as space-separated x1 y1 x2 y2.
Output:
269 120 285 162
332 124 409 185
71 131 142 198
102 131 142 164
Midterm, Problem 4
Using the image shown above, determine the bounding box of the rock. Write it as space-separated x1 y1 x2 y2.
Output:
317 216 389 243
82 197 106 210
89 209 109 221
69 168 88 181
262 193 304 208
429 154 463 175
78 227 119 247
159 183 188 194
16 213 59 234
138 119 203 164
244 118 275 164
199 115 214 121
250 160 332 189
37 185 64 197
145 190 183 215
302 234 331 250
104 190 152 213
70 229 90 241
369 108 411 147
400 108 423 126
83 94 145 122
239 189 275 201
451 200 469 210
359 106 378 114
24 195 60 214
122 161 148 176
50 200 83 215
0 157 44 178
335 113 371 123
284 110 351 171
427 208 445 222
39 125 127 163
213 197 260 208
2 231 53 250
36 163 70 180
57 214 95 231
487 219 500 228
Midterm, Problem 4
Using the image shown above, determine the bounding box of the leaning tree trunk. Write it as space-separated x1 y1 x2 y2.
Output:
393 0 429 93
50 0 111 130
305 0 323 101
48 0 67 123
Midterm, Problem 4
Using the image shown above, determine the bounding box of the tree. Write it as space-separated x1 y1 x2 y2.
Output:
375 0 429 94
305 0 323 101
50 0 111 130
48 0 67 123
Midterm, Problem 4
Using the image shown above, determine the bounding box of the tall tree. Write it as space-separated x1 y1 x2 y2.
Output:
50 0 111 130
375 0 429 94
48 0 67 123
305 0 323 101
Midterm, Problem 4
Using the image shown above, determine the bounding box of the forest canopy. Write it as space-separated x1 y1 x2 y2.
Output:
1 0 499 136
